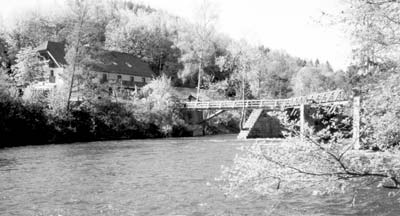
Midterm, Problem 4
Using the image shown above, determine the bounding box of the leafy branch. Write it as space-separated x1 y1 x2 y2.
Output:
261 127 400 189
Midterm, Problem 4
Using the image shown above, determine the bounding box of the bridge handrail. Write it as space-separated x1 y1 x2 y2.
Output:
184 90 350 110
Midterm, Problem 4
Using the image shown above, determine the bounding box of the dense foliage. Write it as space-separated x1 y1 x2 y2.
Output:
337 0 400 150
0 0 344 96
0 75 190 147
218 0 400 200
362 72 400 150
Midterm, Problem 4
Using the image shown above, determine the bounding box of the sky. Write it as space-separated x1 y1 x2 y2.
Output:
0 0 352 70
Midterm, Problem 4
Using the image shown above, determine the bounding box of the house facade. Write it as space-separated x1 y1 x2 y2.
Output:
36 41 155 91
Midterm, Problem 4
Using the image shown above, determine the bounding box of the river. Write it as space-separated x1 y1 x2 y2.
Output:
0 135 399 215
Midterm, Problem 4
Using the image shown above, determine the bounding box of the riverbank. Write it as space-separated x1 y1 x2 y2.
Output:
0 91 188 147
0 90 240 148
219 139 400 199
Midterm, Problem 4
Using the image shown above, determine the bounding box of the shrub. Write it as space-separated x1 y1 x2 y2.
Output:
218 140 400 198
0 74 192 146
362 73 400 150
0 91 51 146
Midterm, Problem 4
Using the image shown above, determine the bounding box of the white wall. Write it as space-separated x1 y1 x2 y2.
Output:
96 72 149 84
50 70 150 86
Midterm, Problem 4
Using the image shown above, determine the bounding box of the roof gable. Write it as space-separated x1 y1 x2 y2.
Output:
37 41 68 66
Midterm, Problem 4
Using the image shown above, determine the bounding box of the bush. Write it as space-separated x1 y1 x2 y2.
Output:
136 75 188 136
0 74 193 147
362 73 400 150
218 140 400 198
91 101 145 139
0 91 51 146
205 111 240 135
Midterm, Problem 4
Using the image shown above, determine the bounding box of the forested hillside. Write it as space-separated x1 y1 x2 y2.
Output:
0 0 349 100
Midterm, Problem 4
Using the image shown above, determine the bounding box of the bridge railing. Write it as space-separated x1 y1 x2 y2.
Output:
283 90 349 106
185 99 280 109
184 90 350 110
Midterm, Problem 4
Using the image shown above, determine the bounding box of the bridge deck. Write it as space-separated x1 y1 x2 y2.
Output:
184 90 349 110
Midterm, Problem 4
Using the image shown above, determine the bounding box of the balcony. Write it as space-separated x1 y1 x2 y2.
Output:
122 81 146 88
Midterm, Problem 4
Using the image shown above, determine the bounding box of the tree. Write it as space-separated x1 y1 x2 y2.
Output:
336 0 400 150
175 0 218 96
217 1 400 200
216 42 300 99
216 40 256 99
296 58 307 67
219 137 400 198
5 11 68 51
105 9 182 81
361 72 400 149
338 0 400 71
0 37 11 75
315 58 320 66
64 0 107 110
11 47 47 86
219 107 400 199
325 60 333 72
0 39 16 96
291 66 336 96
64 0 90 111
262 51 299 98
137 75 186 136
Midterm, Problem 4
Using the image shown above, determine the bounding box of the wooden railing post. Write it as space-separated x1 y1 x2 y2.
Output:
353 90 361 150
300 103 307 141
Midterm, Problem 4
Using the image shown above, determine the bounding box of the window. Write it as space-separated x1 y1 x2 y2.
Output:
130 76 134 82
142 77 146 83
49 70 55 83
101 73 108 83
49 60 56 68
122 75 130 81
134 76 143 82
117 75 122 80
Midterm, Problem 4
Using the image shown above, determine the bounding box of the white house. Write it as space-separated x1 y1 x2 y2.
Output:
36 41 156 91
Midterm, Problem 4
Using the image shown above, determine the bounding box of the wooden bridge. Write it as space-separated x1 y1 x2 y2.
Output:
182 89 360 149
184 90 350 110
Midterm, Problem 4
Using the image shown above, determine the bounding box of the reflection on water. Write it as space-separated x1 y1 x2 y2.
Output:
0 158 15 167
0 135 399 215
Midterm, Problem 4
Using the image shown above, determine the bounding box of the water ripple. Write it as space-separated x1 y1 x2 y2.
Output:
0 135 399 215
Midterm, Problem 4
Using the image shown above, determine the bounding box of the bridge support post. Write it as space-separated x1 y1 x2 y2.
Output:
353 94 361 150
300 104 309 141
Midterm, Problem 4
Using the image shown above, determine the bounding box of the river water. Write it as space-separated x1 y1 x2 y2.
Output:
0 135 399 215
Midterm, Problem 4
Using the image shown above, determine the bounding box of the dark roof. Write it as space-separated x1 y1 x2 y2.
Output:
37 41 68 65
36 41 155 78
89 50 155 77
